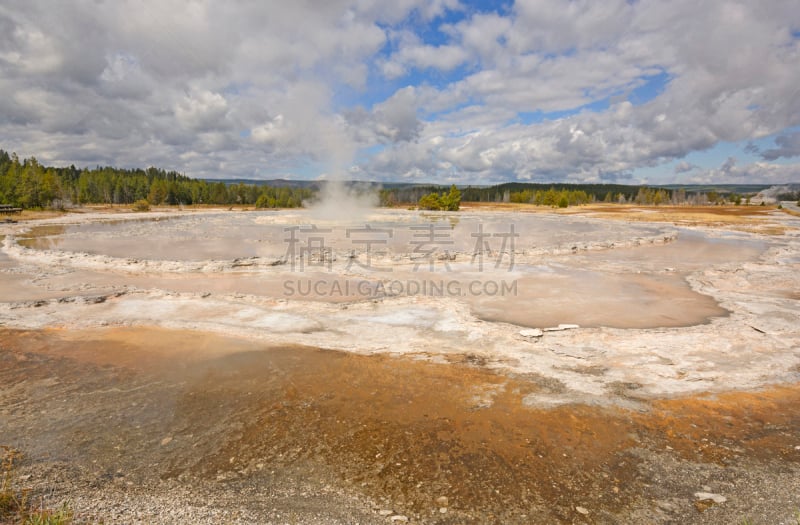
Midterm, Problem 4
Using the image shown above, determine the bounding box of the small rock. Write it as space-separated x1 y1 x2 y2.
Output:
576 506 589 515
435 496 449 506
694 492 726 504
439 507 448 513
694 492 726 512
389 516 408 522
378 510 393 516
543 323 580 332
519 328 544 338
160 436 173 446
656 500 677 512
694 499 714 513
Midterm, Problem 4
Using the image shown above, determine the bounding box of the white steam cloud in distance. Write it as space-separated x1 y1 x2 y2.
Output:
304 120 379 223
307 180 379 223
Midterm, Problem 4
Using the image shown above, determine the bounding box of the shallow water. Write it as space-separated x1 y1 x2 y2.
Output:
16 210 663 261
594 229 766 270
0 211 770 329
470 266 728 329
473 230 766 328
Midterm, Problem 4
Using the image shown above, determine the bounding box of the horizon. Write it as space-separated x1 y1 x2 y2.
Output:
200 177 798 189
7 146 798 190
1 1 799 185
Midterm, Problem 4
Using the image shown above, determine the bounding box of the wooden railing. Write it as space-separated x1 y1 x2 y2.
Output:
0 204 22 214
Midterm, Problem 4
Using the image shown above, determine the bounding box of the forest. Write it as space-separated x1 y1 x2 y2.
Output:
0 150 312 209
381 182 743 207
1 148 748 210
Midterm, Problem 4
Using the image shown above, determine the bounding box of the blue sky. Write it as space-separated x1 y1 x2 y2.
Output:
1 0 799 184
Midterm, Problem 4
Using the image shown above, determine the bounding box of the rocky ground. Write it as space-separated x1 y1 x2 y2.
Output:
1 205 799 524
1 327 800 524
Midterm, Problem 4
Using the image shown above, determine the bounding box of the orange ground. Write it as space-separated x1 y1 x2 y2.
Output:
1 327 798 523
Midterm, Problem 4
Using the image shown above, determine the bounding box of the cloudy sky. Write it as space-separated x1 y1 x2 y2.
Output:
1 0 799 184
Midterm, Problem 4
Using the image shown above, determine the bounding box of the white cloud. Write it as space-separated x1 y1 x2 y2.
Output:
251 115 286 147
382 43 470 78
0 0 798 184
175 90 230 132
674 161 698 174
365 0 800 182
761 131 800 161
509 0 634 55
683 161 800 185
454 13 511 65
99 53 153 100
362 86 423 143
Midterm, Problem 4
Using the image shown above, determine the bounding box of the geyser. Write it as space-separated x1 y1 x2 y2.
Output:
306 180 379 223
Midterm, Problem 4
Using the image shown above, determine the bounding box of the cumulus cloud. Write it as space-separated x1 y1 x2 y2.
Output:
0 0 396 175
721 157 737 173
381 42 470 79
0 0 798 184
674 161 698 174
348 86 423 143
683 161 800 185
761 131 800 161
363 0 800 183
175 90 230 132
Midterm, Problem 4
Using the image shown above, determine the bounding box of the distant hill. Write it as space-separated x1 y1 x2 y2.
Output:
203 178 778 195
203 178 322 189
656 184 772 194
202 178 460 190
204 179 780 206
4 146 790 210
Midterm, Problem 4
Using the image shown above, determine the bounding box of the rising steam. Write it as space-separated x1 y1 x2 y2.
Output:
303 117 379 223
307 180 379 223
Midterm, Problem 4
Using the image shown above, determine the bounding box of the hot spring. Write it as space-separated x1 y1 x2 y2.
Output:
5 208 766 329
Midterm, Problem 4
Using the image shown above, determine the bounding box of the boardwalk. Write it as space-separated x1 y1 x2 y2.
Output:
0 204 22 214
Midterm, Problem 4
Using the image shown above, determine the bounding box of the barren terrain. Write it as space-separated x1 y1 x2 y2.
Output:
1 205 799 524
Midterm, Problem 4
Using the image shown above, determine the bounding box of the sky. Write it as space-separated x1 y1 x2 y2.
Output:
1 0 799 185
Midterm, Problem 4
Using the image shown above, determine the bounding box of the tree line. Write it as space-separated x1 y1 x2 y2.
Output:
380 182 751 208
1 148 757 211
380 182 645 207
0 150 311 209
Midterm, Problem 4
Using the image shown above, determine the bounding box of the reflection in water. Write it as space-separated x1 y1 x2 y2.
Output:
471 268 728 329
14 210 662 261
16 224 67 250
1 211 769 329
